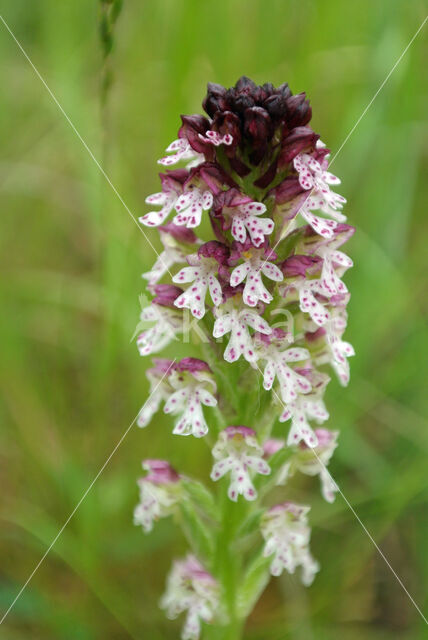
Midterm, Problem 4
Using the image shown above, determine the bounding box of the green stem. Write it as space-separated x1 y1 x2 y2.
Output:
212 490 248 640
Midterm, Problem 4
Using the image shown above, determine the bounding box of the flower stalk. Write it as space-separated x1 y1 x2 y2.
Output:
133 76 354 639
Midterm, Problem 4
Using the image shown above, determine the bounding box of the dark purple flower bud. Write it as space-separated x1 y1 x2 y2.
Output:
261 82 275 95
213 188 253 213
229 155 251 177
198 240 230 265
263 94 288 120
211 110 242 146
151 284 183 307
177 357 211 374
227 76 258 113
280 254 322 278
159 222 197 244
285 93 312 128
277 82 292 99
244 106 273 147
271 175 305 204
189 162 237 194
179 114 212 154
278 126 319 166
253 158 278 189
202 82 230 118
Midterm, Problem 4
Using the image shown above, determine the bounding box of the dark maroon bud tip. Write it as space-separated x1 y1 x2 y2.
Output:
203 82 229 118
279 127 319 166
244 106 273 145
285 93 312 128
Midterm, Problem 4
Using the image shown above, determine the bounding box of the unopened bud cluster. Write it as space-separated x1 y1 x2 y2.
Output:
135 77 354 639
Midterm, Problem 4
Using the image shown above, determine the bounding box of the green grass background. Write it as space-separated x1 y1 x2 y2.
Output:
0 1 427 638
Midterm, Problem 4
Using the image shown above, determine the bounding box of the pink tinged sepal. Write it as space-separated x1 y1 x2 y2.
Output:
210 426 271 502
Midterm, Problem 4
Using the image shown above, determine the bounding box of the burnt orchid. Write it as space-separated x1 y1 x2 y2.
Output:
135 76 354 639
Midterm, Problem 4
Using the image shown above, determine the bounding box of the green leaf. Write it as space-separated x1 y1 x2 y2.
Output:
237 549 271 618
236 508 264 538
178 500 216 564
181 479 219 521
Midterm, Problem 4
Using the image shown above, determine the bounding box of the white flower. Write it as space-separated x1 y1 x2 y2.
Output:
280 278 330 327
142 229 190 285
133 460 180 533
293 151 348 239
230 251 283 307
173 255 223 319
294 152 346 213
210 426 270 501
174 186 214 228
298 203 339 239
229 201 274 247
160 555 219 640
261 502 319 585
259 342 311 403
272 429 339 503
163 361 217 438
316 245 353 297
158 138 204 167
213 306 272 363
198 130 233 146
137 304 183 356
137 360 175 427
279 390 329 448
140 189 180 228
324 312 354 385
